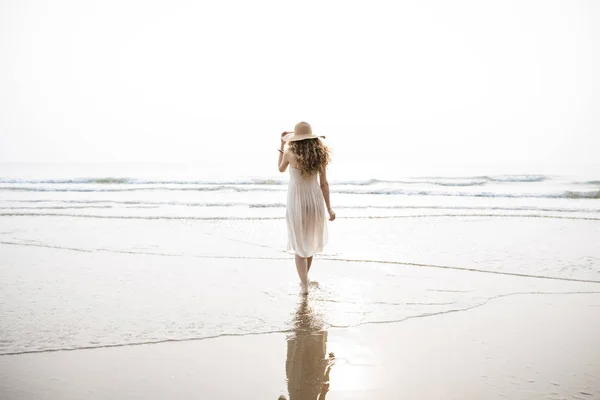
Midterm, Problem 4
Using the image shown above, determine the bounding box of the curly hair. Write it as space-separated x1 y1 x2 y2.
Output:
288 138 331 176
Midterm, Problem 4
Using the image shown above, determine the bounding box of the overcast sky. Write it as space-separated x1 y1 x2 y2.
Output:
0 0 598 172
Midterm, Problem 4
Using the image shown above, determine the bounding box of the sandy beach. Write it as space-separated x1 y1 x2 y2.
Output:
1 215 600 399
2 0 599 396
1 165 600 399
1 288 599 399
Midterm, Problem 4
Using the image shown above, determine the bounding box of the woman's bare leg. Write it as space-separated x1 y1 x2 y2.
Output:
307 256 314 273
295 254 309 294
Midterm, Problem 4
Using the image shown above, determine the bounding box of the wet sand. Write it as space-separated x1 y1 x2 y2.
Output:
1 215 600 399
1 292 599 400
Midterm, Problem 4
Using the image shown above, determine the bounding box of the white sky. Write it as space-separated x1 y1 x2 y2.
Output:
0 0 598 173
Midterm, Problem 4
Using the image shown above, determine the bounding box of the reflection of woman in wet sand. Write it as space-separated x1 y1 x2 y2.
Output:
280 297 335 400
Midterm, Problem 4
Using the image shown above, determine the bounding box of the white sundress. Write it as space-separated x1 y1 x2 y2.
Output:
286 166 328 257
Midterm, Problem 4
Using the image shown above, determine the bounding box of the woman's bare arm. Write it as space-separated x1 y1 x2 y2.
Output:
319 167 335 221
278 133 289 172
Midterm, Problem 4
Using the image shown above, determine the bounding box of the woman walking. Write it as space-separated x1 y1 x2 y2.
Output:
278 122 335 294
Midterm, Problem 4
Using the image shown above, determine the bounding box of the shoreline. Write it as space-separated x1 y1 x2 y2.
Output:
2 292 599 399
3 290 600 358
3 238 600 286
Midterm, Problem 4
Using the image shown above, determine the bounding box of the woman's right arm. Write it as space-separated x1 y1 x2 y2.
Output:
319 167 335 221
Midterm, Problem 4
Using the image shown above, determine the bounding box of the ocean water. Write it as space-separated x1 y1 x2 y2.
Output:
0 162 599 355
1 162 599 221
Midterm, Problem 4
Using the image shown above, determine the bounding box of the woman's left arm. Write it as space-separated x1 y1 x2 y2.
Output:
278 133 289 172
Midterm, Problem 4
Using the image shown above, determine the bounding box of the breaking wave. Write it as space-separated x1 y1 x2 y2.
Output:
2 201 599 213
1 186 598 199
0 174 551 187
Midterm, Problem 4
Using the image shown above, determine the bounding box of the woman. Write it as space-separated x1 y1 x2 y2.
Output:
278 121 335 295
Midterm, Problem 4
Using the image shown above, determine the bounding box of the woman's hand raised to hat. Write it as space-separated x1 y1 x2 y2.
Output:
281 132 288 144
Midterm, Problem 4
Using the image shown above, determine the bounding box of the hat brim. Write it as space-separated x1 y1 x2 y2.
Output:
283 133 326 142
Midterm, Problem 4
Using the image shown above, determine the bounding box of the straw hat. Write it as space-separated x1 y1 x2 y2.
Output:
282 122 325 142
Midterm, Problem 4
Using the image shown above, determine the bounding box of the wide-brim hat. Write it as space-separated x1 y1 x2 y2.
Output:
282 121 325 142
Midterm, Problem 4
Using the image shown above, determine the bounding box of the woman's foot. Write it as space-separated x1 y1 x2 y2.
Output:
301 283 309 295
